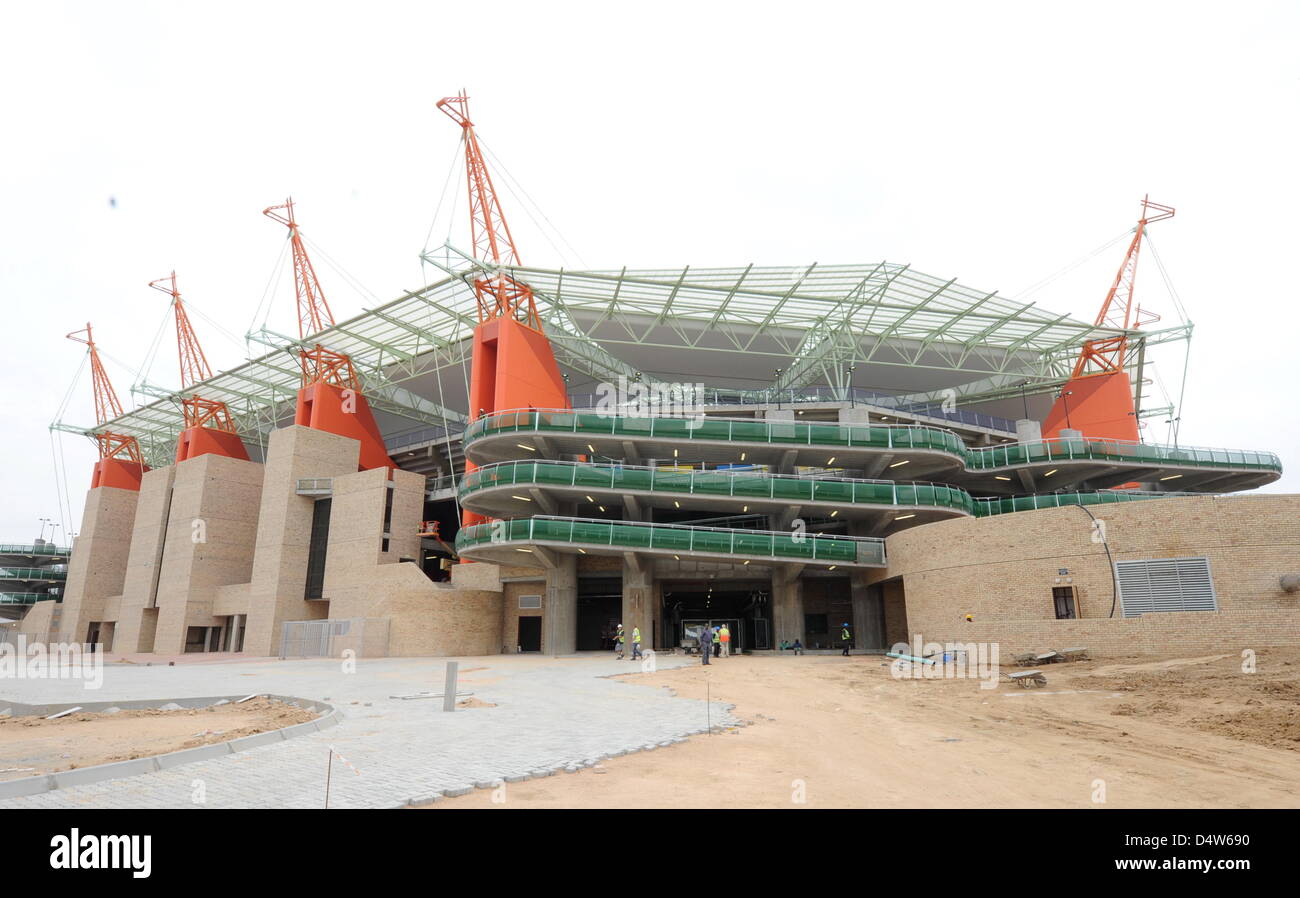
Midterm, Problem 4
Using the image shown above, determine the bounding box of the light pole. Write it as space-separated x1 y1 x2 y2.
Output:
1057 390 1074 431
774 368 784 410
1019 381 1030 420
38 517 51 541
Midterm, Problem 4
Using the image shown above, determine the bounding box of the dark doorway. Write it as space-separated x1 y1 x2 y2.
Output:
576 577 621 651
662 581 772 651
518 616 542 652
1053 586 1077 619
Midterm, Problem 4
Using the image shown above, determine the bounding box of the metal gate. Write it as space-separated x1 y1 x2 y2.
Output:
278 618 390 658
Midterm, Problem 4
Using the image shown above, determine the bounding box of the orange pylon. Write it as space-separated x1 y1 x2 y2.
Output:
149 272 250 463
1044 196 1174 443
66 324 150 490
436 91 571 530
263 198 393 471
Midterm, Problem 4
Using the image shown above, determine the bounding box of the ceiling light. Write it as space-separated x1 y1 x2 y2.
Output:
516 444 536 452
1160 474 1183 481
674 501 681 508
512 495 532 502
598 506 606 512
516 548 533 553
889 460 909 468
578 548 586 554
1044 469 1057 477
673 448 679 458
740 452 746 461
828 565 837 571
742 505 748 512
830 510 839 517
587 444 596 453
827 457 836 465
895 513 915 520
743 560 750 565
586 495 594 502
995 476 1012 481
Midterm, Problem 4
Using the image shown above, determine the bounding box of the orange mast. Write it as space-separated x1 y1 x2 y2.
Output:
263 198 393 471
150 272 250 463
1043 196 1174 442
437 91 571 528
66 324 150 490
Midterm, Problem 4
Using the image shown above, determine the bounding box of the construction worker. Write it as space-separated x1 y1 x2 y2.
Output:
712 626 721 658
614 624 625 660
700 626 710 665
840 622 852 656
719 624 731 657
630 626 643 661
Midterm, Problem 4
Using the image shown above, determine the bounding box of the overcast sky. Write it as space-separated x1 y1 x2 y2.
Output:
2 0 1297 542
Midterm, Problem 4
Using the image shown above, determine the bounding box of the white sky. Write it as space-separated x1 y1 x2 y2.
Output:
2 0 1297 543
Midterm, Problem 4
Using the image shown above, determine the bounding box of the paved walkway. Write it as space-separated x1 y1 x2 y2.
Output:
0 652 737 808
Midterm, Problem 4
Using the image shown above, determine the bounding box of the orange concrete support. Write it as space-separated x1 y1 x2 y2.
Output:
296 381 394 472
175 426 251 464
1043 372 1139 442
91 457 149 491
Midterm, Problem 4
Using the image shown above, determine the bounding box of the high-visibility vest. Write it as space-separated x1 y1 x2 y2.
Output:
632 628 641 644
616 630 625 644
711 630 721 643
841 627 851 640
720 628 730 643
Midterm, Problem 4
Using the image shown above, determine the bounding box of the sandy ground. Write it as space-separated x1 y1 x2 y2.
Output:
0 698 317 780
434 649 1300 809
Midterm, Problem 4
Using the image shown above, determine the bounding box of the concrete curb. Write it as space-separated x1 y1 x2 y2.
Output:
0 694 338 800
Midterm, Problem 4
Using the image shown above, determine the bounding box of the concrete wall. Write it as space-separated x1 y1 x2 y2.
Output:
874 493 1300 656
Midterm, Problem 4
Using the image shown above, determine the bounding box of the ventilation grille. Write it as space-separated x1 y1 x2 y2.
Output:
518 594 542 610
1116 557 1217 617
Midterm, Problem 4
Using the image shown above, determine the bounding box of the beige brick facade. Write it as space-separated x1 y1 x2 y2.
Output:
872 493 1300 656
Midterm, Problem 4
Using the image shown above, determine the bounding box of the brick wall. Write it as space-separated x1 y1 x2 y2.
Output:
870 494 1300 656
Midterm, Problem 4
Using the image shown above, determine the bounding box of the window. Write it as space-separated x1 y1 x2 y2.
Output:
305 498 332 599
519 594 542 610
1052 586 1076 619
1116 556 1217 617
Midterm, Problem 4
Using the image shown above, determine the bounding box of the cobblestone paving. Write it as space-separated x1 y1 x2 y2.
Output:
0 651 737 808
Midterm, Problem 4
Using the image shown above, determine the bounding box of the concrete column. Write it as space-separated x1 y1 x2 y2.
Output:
58 485 141 646
543 553 577 655
838 407 870 426
151 454 264 655
1059 428 1083 441
1016 419 1042 442
850 573 885 650
772 568 804 645
622 554 655 649
765 409 794 422
243 426 361 658
112 467 175 652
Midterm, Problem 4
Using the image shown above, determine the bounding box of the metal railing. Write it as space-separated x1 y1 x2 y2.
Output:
0 568 68 581
464 408 968 457
464 409 1282 476
455 514 886 566
385 424 466 454
964 437 1282 473
0 593 60 605
459 460 974 514
972 490 1197 517
0 543 71 556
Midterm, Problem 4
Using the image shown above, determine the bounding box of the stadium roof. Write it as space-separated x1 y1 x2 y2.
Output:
53 245 1192 467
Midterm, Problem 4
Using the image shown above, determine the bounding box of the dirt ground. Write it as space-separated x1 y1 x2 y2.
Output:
0 698 317 780
435 649 1300 809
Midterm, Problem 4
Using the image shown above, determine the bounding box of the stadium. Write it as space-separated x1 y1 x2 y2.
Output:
16 95 1293 661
